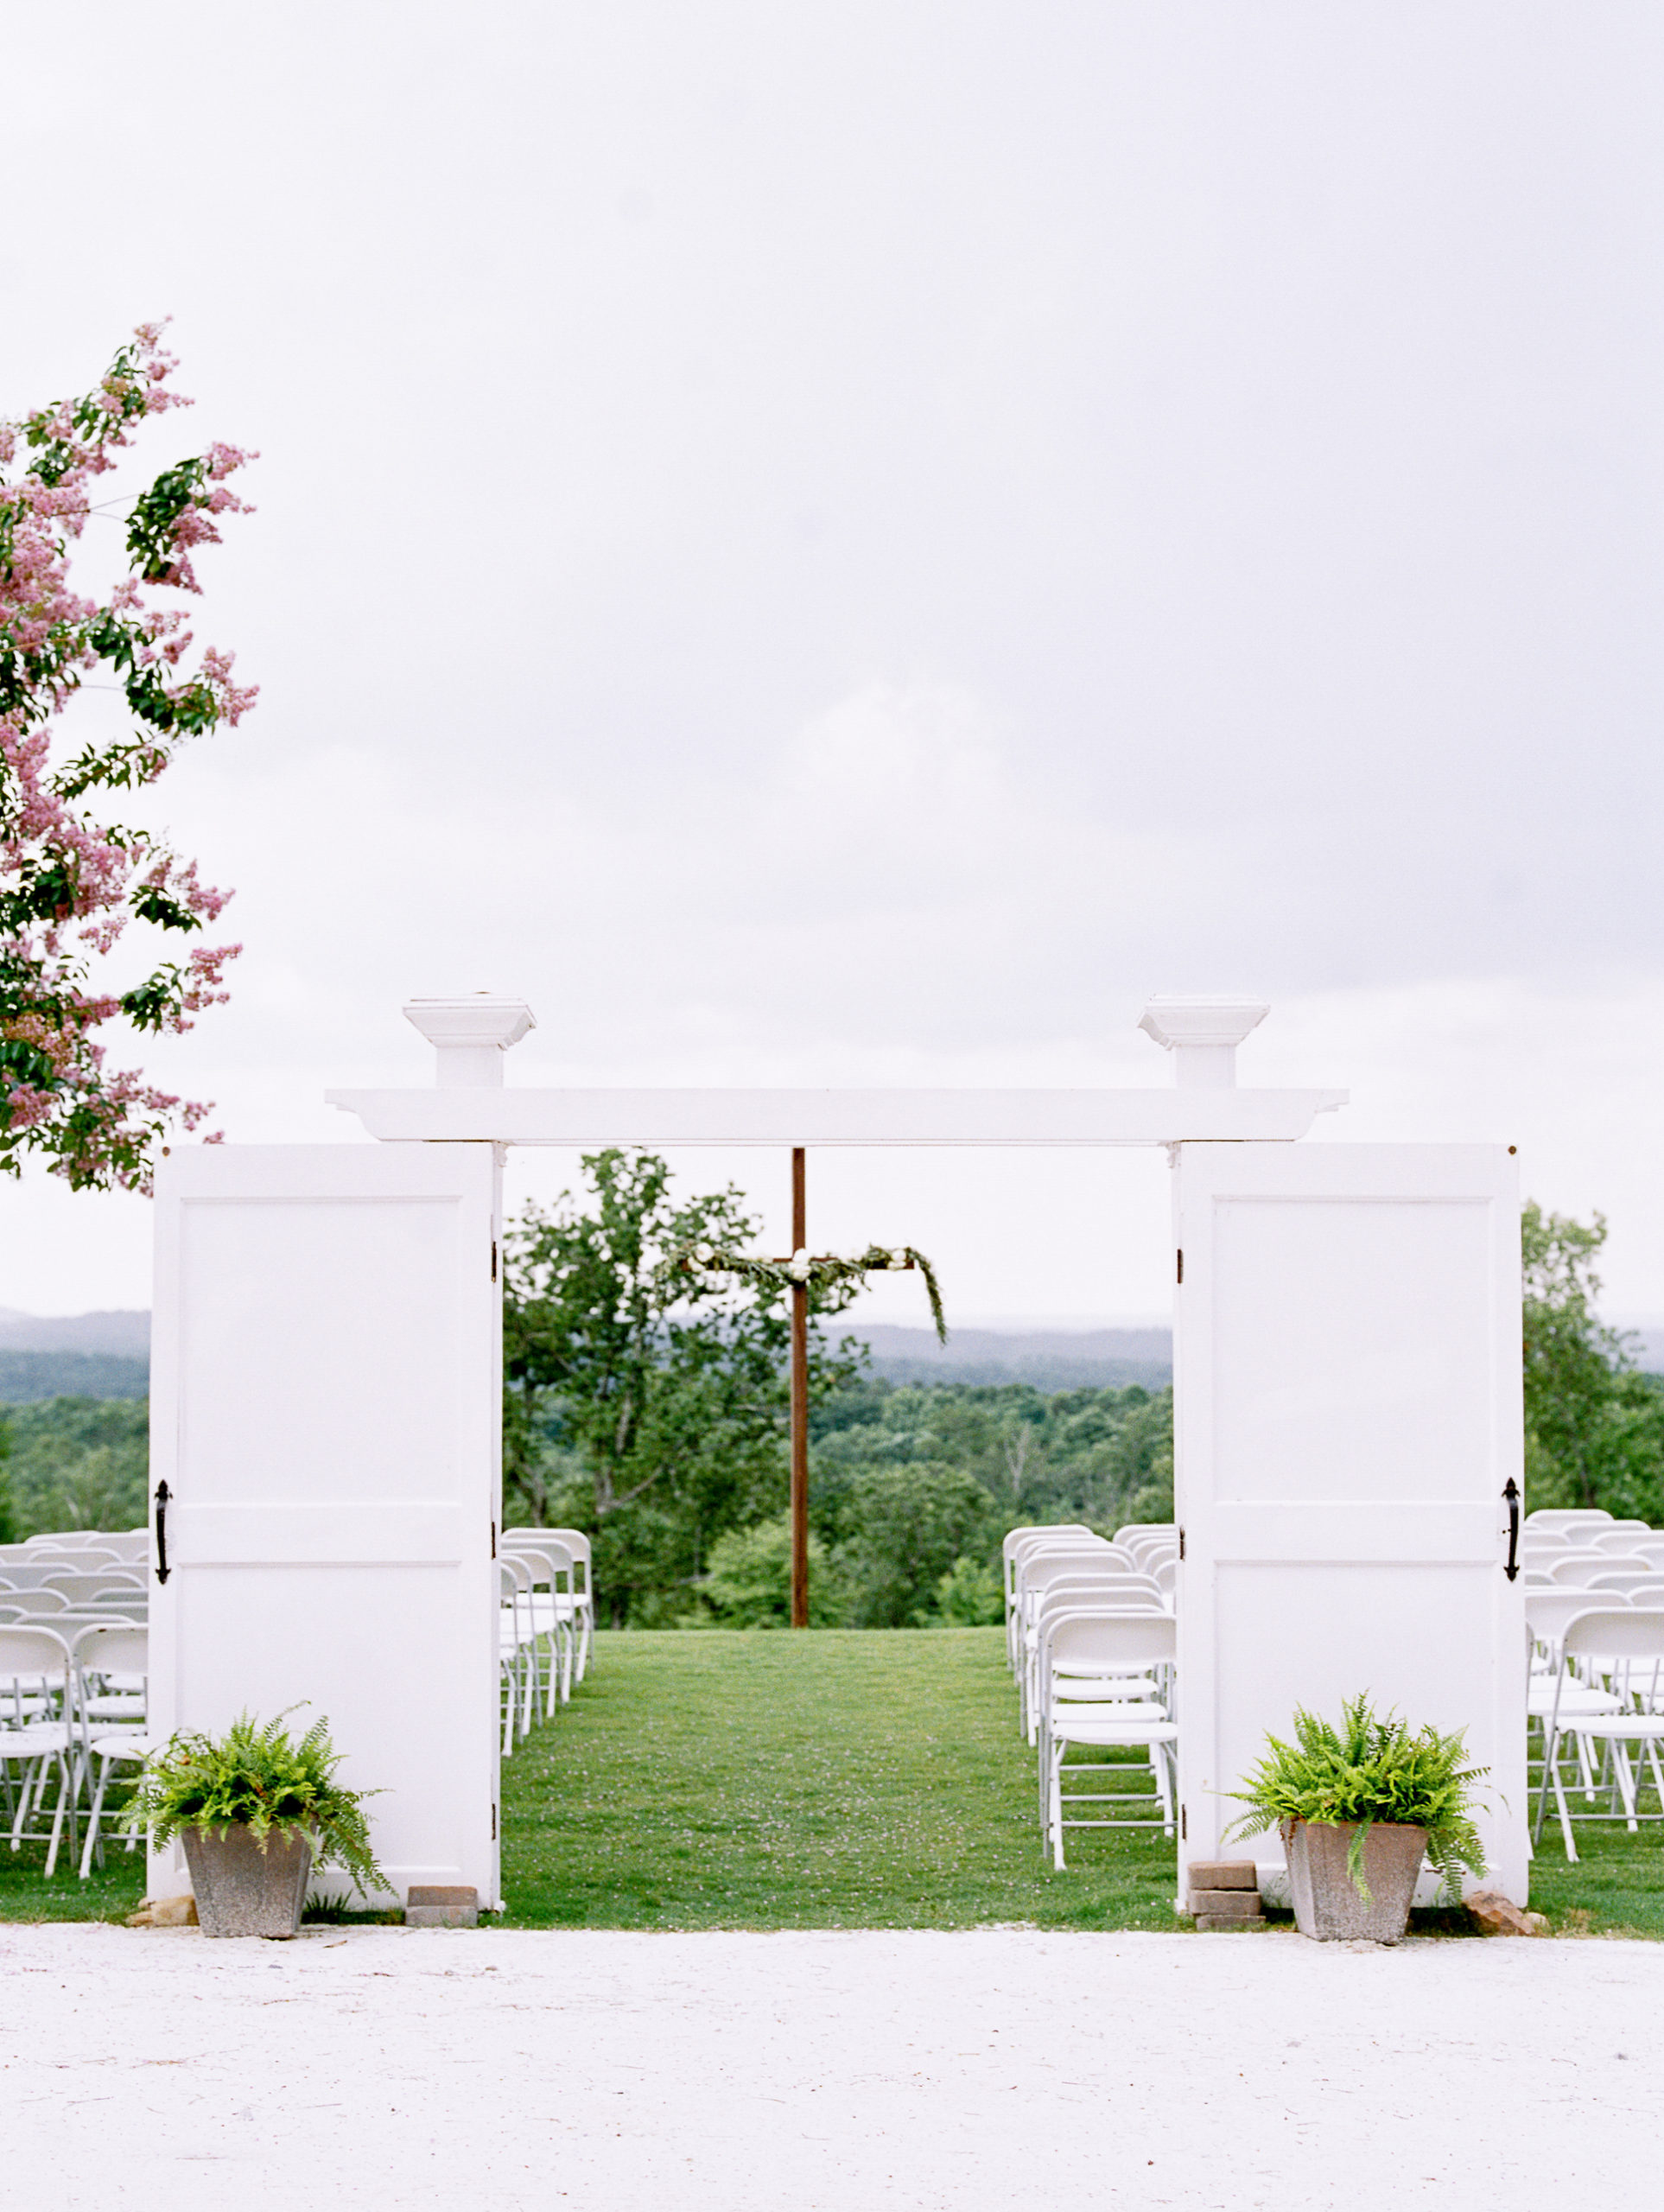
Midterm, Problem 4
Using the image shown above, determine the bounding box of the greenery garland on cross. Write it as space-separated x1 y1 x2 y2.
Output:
664 1240 948 1346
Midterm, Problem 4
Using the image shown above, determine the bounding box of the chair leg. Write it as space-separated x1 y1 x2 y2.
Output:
1646 1735 1664 1810
43 1753 71 1879
1613 1745 1640 1831
1534 1726 1560 1847
79 1756 111 1882
1553 1749 1578 1863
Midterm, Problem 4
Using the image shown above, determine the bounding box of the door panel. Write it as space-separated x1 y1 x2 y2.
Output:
149 1145 503 1908
1175 1143 1527 1904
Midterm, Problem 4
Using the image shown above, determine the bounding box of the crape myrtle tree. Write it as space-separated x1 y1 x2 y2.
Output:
502 1148 862 1626
1 325 253 1191
1522 1199 1664 1520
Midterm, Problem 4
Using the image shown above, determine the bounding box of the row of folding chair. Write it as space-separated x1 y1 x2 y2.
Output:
0 1620 149 1880
1520 1511 1664 1585
1523 1588 1664 1862
1002 1522 1179 1866
497 1529 596 1756
0 1535 151 1878
1004 1525 1175 1737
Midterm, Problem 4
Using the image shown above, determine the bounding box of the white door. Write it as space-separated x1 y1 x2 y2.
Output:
148 1143 504 1907
1173 1142 1527 1904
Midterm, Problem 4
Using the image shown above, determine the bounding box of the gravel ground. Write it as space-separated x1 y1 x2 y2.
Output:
1 1922 1656 2209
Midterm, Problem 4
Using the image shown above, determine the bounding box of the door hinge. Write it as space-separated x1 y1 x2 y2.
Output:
492 1803 498 1841
491 1239 498 1282
1176 1248 1184 1285
491 1519 497 1559
1181 1805 1187 1840
1178 1527 1185 1560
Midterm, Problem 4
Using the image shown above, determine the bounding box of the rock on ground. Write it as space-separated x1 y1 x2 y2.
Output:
0 1923 1657 2209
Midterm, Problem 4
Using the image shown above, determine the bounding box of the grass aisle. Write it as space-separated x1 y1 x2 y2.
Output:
499 1627 1182 1930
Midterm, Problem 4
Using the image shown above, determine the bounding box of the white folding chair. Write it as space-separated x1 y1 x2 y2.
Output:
1039 1611 1178 1869
0 1626 79 1876
530 1528 596 1678
1534 1608 1664 1862
501 1539 576 1716
1524 1590 1628 1815
1007 1535 1116 1664
70 1625 150 1880
1003 1529 1105 1670
498 1560 537 1751
1017 1555 1161 1738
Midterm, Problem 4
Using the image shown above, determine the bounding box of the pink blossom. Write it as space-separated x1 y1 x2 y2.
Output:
1 323 253 1191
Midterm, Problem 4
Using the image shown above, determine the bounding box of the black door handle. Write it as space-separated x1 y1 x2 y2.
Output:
1502 1477 1521 1582
154 1480 171 1585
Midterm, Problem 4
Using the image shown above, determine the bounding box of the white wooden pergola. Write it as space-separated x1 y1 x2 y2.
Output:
147 995 1527 1909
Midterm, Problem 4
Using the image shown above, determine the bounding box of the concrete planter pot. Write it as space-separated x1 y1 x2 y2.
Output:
181 1823 313 1939
1283 1820 1426 1943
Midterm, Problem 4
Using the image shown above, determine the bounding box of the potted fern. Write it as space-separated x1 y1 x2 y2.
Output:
1225 1694 1488 1943
128 1709 386 1939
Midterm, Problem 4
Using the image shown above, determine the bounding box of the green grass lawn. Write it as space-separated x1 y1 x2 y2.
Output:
499 1627 1181 1929
3 1626 1664 1934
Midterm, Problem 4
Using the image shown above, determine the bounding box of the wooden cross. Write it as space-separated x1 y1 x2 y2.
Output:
683 1146 924 1628
778 1148 918 1627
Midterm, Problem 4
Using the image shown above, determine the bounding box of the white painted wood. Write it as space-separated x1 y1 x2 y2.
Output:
403 995 536 1087
325 1084 1348 1147
1172 1142 1527 1905
1136 996 1269 1089
148 1144 504 1908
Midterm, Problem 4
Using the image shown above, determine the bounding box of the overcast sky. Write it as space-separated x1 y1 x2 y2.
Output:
5 3 1662 1327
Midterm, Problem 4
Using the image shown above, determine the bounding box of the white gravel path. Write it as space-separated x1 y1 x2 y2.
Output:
1 1922 1657 2209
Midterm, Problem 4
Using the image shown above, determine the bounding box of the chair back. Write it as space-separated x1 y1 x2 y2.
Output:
1023 1554 1157 1600
1114 1522 1176 1553
1525 1509 1612 1533
1045 1610 1177 1672
505 1526 590 1592
1526 1589 1625 1645
1562 1607 1664 1662
1003 1524 1091 1560
41 1573 137 1605
2 1588 69 1613
0 1624 72 1676
72 1624 149 1676
1587 1524 1659 1553
503 1538 574 1592
1547 1553 1651 1586
1034 1579 1167 1622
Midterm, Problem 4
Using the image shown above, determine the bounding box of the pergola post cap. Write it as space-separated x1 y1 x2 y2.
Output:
1137 996 1270 1090
403 995 537 1088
